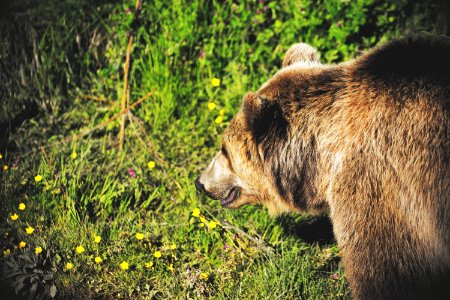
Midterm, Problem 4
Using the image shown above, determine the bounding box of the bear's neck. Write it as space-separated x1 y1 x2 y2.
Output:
264 66 349 213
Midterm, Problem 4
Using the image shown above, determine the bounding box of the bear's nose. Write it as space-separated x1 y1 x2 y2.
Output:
195 177 205 193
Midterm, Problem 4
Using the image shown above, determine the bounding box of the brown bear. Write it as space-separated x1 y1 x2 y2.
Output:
195 35 450 299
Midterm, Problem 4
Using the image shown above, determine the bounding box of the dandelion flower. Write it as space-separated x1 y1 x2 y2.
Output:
170 244 177 250
35 246 43 254
199 216 207 223
168 264 174 272
19 241 26 248
209 221 217 229
119 261 129 270
25 226 34 235
95 256 103 264
200 272 209 280
3 165 8 171
10 213 18 221
215 116 223 124
147 161 156 170
3 249 10 256
211 78 221 87
192 208 200 217
18 203 26 210
75 245 85 254
135 233 144 240
65 262 73 270
34 175 43 182
71 151 77 159
199 223 205 228
219 108 225 116
154 251 162 258
207 102 216 110
94 235 101 243
145 261 153 269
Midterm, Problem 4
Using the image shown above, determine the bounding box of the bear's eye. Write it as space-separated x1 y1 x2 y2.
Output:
221 145 229 159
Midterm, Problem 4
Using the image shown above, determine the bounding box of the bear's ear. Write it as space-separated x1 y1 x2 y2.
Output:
282 43 320 68
242 92 287 143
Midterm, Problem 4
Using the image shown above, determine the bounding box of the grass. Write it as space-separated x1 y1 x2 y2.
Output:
1 142 348 299
0 0 443 299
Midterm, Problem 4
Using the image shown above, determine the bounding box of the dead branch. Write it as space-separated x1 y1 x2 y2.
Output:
221 220 275 254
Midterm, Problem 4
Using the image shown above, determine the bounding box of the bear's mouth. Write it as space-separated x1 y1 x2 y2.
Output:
221 187 240 207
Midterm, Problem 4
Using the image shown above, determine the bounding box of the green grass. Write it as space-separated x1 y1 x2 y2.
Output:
0 0 442 299
1 143 347 299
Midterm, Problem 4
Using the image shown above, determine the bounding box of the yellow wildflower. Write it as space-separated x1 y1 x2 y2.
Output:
35 246 43 254
3 249 10 256
168 264 174 272
215 116 223 124
154 251 162 258
94 235 101 243
75 245 85 254
34 175 43 182
18 203 26 210
135 233 144 240
147 161 156 170
0 153 2 159
200 272 209 280
219 108 225 116
10 213 19 221
65 262 73 270
211 78 221 87
145 261 154 269
207 102 216 110
209 221 217 229
199 216 207 223
199 223 205 228
25 226 34 234
169 244 177 250
71 151 77 159
19 241 26 248
94 256 103 264
119 261 129 270
3 165 8 171
192 208 200 217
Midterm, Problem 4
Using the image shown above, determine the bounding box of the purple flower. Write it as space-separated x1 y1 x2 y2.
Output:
199 49 205 59
12 156 20 169
330 273 340 280
128 168 136 178
222 244 229 251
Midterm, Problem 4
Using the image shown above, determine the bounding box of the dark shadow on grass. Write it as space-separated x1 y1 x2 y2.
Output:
0 279 25 300
276 214 335 246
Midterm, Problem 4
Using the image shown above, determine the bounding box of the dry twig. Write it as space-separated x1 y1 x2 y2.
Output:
68 91 154 143
221 220 275 254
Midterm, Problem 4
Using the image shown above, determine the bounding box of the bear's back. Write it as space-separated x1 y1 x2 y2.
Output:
353 35 450 79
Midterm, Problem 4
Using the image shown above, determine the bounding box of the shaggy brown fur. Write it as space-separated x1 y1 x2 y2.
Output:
196 35 450 299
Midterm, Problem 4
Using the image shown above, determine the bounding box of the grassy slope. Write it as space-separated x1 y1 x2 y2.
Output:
0 0 420 298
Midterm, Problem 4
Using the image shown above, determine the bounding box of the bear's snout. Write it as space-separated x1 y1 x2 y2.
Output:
195 177 221 200
195 177 205 193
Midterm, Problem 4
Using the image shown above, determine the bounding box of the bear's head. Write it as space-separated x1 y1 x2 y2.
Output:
196 43 324 215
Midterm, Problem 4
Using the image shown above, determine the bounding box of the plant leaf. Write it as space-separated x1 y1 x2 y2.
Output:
50 284 57 298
